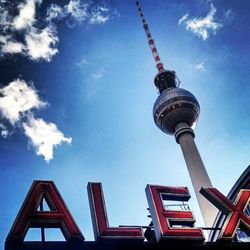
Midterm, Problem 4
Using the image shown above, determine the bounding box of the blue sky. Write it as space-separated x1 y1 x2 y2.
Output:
0 0 250 245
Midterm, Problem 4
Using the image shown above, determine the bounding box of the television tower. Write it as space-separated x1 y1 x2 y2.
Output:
136 0 217 228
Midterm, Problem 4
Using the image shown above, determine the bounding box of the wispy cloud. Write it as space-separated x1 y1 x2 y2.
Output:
47 0 114 27
23 117 72 163
0 123 10 138
46 0 87 24
179 4 222 40
89 6 110 24
0 0 117 61
46 4 65 22
0 79 72 162
92 67 105 80
66 0 88 23
223 9 235 23
74 58 89 68
194 62 205 71
178 14 189 25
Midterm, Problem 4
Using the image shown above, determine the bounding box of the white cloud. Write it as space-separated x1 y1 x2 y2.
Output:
46 0 113 27
46 4 65 22
1 130 9 138
93 67 105 79
179 4 222 40
89 6 110 24
13 0 37 30
223 9 235 23
0 0 59 61
0 79 46 124
74 58 88 68
0 27 58 61
46 1 89 28
25 26 58 61
0 1 116 60
194 62 205 71
66 0 88 22
23 117 72 163
0 123 9 138
178 14 189 25
0 78 72 162
0 5 10 32
1 39 25 54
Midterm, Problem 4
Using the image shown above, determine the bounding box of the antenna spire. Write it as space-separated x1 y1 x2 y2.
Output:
136 1 164 72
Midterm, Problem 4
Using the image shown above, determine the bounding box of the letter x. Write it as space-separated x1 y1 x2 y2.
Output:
201 188 250 240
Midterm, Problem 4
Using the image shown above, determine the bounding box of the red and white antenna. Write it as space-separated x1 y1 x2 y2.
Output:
136 0 165 73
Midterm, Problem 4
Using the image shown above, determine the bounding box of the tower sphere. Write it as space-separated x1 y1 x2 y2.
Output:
153 88 200 135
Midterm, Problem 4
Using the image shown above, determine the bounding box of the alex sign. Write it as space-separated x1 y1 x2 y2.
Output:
6 181 250 243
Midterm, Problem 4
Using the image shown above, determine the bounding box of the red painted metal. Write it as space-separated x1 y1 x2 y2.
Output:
6 179 250 245
201 188 250 240
6 180 84 242
146 185 204 242
136 0 165 72
87 182 144 240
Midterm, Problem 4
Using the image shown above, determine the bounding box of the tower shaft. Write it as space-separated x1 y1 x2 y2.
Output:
175 122 218 227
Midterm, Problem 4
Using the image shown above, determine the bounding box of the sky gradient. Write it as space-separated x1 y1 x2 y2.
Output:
0 0 250 246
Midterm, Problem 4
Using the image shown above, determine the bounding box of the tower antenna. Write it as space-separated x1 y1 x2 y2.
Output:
136 0 164 72
136 0 178 93
136 0 218 229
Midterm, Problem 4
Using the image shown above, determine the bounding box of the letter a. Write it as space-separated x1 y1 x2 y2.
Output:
6 180 84 242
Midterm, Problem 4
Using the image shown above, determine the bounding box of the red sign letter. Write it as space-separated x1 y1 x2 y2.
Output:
201 188 250 240
87 182 144 241
6 180 84 242
146 185 204 242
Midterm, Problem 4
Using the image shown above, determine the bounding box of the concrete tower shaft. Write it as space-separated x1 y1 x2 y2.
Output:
175 122 218 228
